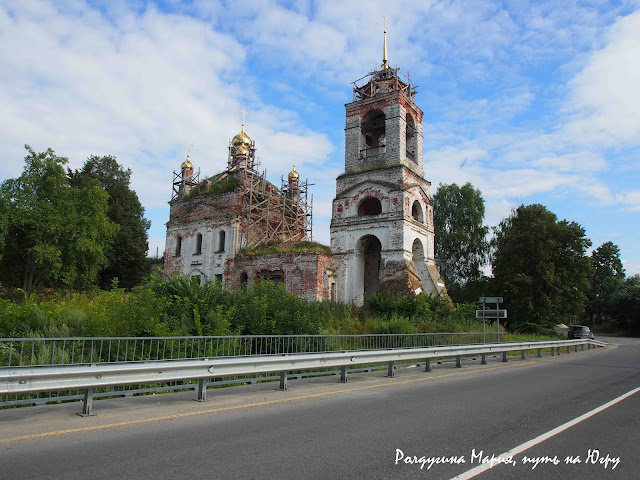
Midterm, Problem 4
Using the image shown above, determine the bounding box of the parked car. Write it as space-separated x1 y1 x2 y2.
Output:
568 325 595 339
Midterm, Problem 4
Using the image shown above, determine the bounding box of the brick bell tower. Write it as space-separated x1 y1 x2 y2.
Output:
330 25 447 305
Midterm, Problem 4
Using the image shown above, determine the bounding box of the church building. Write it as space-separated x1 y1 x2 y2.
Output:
164 30 447 305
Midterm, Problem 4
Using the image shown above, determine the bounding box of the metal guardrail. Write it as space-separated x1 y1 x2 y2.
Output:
0 333 505 367
0 333 505 407
0 338 606 415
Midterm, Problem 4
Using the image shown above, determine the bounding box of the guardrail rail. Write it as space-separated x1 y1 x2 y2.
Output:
0 332 504 407
0 337 606 416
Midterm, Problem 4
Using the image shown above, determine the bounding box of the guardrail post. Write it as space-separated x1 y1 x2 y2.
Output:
481 353 487 365
581 344 585 351
387 361 395 377
77 388 95 417
551 347 555 356
502 352 508 362
195 379 207 402
424 358 432 372
588 344 591 349
574 345 578 352
340 366 348 383
280 372 288 390
521 350 526 360
566 346 571 354
556 347 561 355
537 348 542 358
456 355 462 368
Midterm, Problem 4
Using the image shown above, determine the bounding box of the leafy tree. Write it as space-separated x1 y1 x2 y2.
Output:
0 194 7 263
587 241 625 323
610 275 640 335
0 146 117 294
491 204 592 332
433 182 488 301
69 155 150 289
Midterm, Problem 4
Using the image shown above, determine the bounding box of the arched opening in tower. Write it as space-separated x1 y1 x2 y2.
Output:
406 113 416 162
357 235 382 299
411 200 424 222
358 197 382 216
361 110 386 157
411 238 428 292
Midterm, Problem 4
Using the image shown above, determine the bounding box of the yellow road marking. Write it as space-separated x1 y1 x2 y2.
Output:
1 345 612 443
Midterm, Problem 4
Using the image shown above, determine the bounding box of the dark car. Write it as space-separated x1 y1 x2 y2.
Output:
568 325 594 339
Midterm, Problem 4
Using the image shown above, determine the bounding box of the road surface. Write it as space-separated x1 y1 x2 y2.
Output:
1 336 638 479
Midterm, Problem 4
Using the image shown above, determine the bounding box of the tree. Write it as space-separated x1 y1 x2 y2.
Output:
0 194 7 263
69 155 150 289
610 275 640 335
0 146 117 294
491 204 592 333
587 241 625 323
432 182 488 301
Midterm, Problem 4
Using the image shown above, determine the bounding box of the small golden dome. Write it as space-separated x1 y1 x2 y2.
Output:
288 165 299 180
181 157 193 170
232 130 252 148
235 143 250 156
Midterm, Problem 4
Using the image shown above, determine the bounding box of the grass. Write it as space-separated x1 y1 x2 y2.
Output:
237 241 332 256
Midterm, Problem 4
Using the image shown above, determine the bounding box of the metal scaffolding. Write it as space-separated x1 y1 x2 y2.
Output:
237 167 312 250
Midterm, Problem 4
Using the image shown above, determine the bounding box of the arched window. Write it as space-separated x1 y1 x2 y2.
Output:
357 235 382 298
406 113 416 162
218 230 226 252
360 110 386 158
240 272 248 285
195 233 203 254
357 197 382 216
411 201 424 222
175 236 182 256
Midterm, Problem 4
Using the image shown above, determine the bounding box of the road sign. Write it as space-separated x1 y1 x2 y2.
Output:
476 309 508 319
479 297 503 304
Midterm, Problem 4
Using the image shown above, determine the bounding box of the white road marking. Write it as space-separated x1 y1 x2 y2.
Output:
449 386 640 479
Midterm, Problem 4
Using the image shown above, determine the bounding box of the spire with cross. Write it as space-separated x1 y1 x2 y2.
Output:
381 15 389 70
240 108 247 133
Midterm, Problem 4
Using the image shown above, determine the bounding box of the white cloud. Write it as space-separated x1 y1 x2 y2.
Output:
562 11 640 146
0 1 335 252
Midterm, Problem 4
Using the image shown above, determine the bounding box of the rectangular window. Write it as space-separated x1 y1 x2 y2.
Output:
195 233 203 254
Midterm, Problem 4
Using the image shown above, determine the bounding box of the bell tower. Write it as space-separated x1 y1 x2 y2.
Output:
330 25 447 305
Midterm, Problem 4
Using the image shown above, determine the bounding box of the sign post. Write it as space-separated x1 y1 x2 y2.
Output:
477 297 506 343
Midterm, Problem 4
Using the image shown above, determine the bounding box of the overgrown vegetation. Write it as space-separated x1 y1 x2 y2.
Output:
182 173 239 201
237 241 332 257
0 278 505 339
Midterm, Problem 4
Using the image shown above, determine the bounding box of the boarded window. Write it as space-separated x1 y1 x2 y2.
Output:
175 236 182 256
259 271 283 285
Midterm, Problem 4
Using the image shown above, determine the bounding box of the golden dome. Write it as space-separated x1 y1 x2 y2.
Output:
181 157 193 170
235 143 250 156
232 130 252 148
288 165 299 180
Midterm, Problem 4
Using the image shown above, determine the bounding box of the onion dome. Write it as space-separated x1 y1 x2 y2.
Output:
181 156 193 170
234 143 250 156
232 130 252 149
288 164 299 181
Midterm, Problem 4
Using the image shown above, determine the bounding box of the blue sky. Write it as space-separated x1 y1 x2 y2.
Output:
1 0 639 275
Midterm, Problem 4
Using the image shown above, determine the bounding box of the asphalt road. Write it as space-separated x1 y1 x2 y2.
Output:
1 337 638 480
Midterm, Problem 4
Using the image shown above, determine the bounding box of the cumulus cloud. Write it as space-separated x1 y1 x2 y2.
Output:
0 1 334 247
